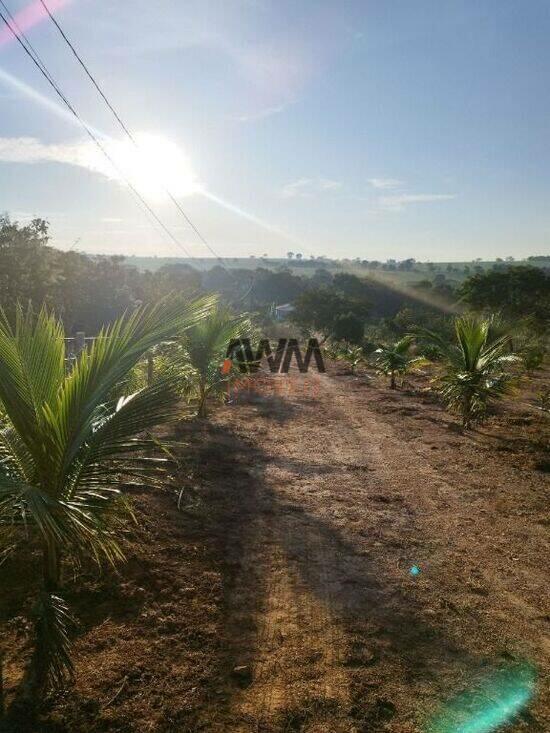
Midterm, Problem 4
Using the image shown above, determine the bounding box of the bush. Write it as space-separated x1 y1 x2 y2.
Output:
333 312 364 344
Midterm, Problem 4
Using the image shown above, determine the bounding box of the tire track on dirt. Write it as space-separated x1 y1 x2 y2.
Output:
210 371 548 732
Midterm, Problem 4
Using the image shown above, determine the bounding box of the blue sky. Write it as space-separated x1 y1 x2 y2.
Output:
0 0 549 260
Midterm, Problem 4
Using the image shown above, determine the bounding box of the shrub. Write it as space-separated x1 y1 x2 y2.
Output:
420 316 521 427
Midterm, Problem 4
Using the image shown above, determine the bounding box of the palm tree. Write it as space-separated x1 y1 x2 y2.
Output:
420 316 520 427
181 305 253 417
330 342 363 375
373 336 425 389
0 297 210 689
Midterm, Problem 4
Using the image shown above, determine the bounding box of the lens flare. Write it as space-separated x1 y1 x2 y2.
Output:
426 662 536 733
0 0 72 50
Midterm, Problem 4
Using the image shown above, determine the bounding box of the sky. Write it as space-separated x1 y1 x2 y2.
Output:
0 0 549 261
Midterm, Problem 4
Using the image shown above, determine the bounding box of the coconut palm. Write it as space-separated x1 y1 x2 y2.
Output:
419 315 520 427
373 336 425 389
0 297 211 689
181 305 253 417
330 342 364 375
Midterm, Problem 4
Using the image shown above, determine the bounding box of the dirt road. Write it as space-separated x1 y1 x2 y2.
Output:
200 369 549 732
3 367 547 732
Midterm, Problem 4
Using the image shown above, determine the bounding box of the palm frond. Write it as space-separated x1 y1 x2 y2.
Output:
0 306 65 474
421 315 520 426
181 305 254 415
34 592 75 688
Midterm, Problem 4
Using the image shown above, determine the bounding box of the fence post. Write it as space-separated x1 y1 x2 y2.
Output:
147 352 154 387
74 331 86 355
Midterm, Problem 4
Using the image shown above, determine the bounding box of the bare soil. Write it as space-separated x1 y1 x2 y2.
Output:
1 365 549 732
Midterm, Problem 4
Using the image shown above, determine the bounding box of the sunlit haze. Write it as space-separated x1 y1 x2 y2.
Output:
1 1 549 259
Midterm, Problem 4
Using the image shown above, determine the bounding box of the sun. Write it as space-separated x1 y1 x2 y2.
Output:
80 132 199 201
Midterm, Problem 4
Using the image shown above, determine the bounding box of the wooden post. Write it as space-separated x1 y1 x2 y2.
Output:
147 352 154 387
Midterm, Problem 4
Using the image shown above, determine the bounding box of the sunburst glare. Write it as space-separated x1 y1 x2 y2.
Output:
80 132 199 201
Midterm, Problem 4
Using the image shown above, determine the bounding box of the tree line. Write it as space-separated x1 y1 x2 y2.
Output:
2 216 548 340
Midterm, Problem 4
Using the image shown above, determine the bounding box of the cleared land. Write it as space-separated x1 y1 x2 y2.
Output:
1 365 548 732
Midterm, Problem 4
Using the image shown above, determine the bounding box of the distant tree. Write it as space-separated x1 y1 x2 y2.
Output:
311 268 333 286
295 253 303 260
287 251 294 260
459 266 550 325
333 273 371 299
413 279 433 290
333 312 365 344
0 216 54 320
251 268 304 306
55 255 138 333
398 258 415 271
290 287 369 342
153 263 201 295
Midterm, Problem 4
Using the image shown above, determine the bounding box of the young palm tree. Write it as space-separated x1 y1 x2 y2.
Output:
330 342 364 375
373 336 425 389
181 305 253 417
0 297 211 689
420 316 520 427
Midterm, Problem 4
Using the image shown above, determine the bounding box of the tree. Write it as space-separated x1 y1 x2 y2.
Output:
419 316 520 427
459 266 550 326
311 268 333 286
290 287 369 342
295 253 303 260
333 312 364 344
0 216 54 321
250 268 304 306
0 297 210 691
154 263 202 295
373 336 425 389
287 251 294 260
181 305 253 417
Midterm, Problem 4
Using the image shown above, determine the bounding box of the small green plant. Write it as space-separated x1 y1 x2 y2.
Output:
332 342 364 374
373 336 426 389
420 316 520 427
520 343 546 373
180 305 253 417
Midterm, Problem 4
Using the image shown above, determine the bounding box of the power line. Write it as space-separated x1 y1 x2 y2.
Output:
38 0 232 270
0 3 195 259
